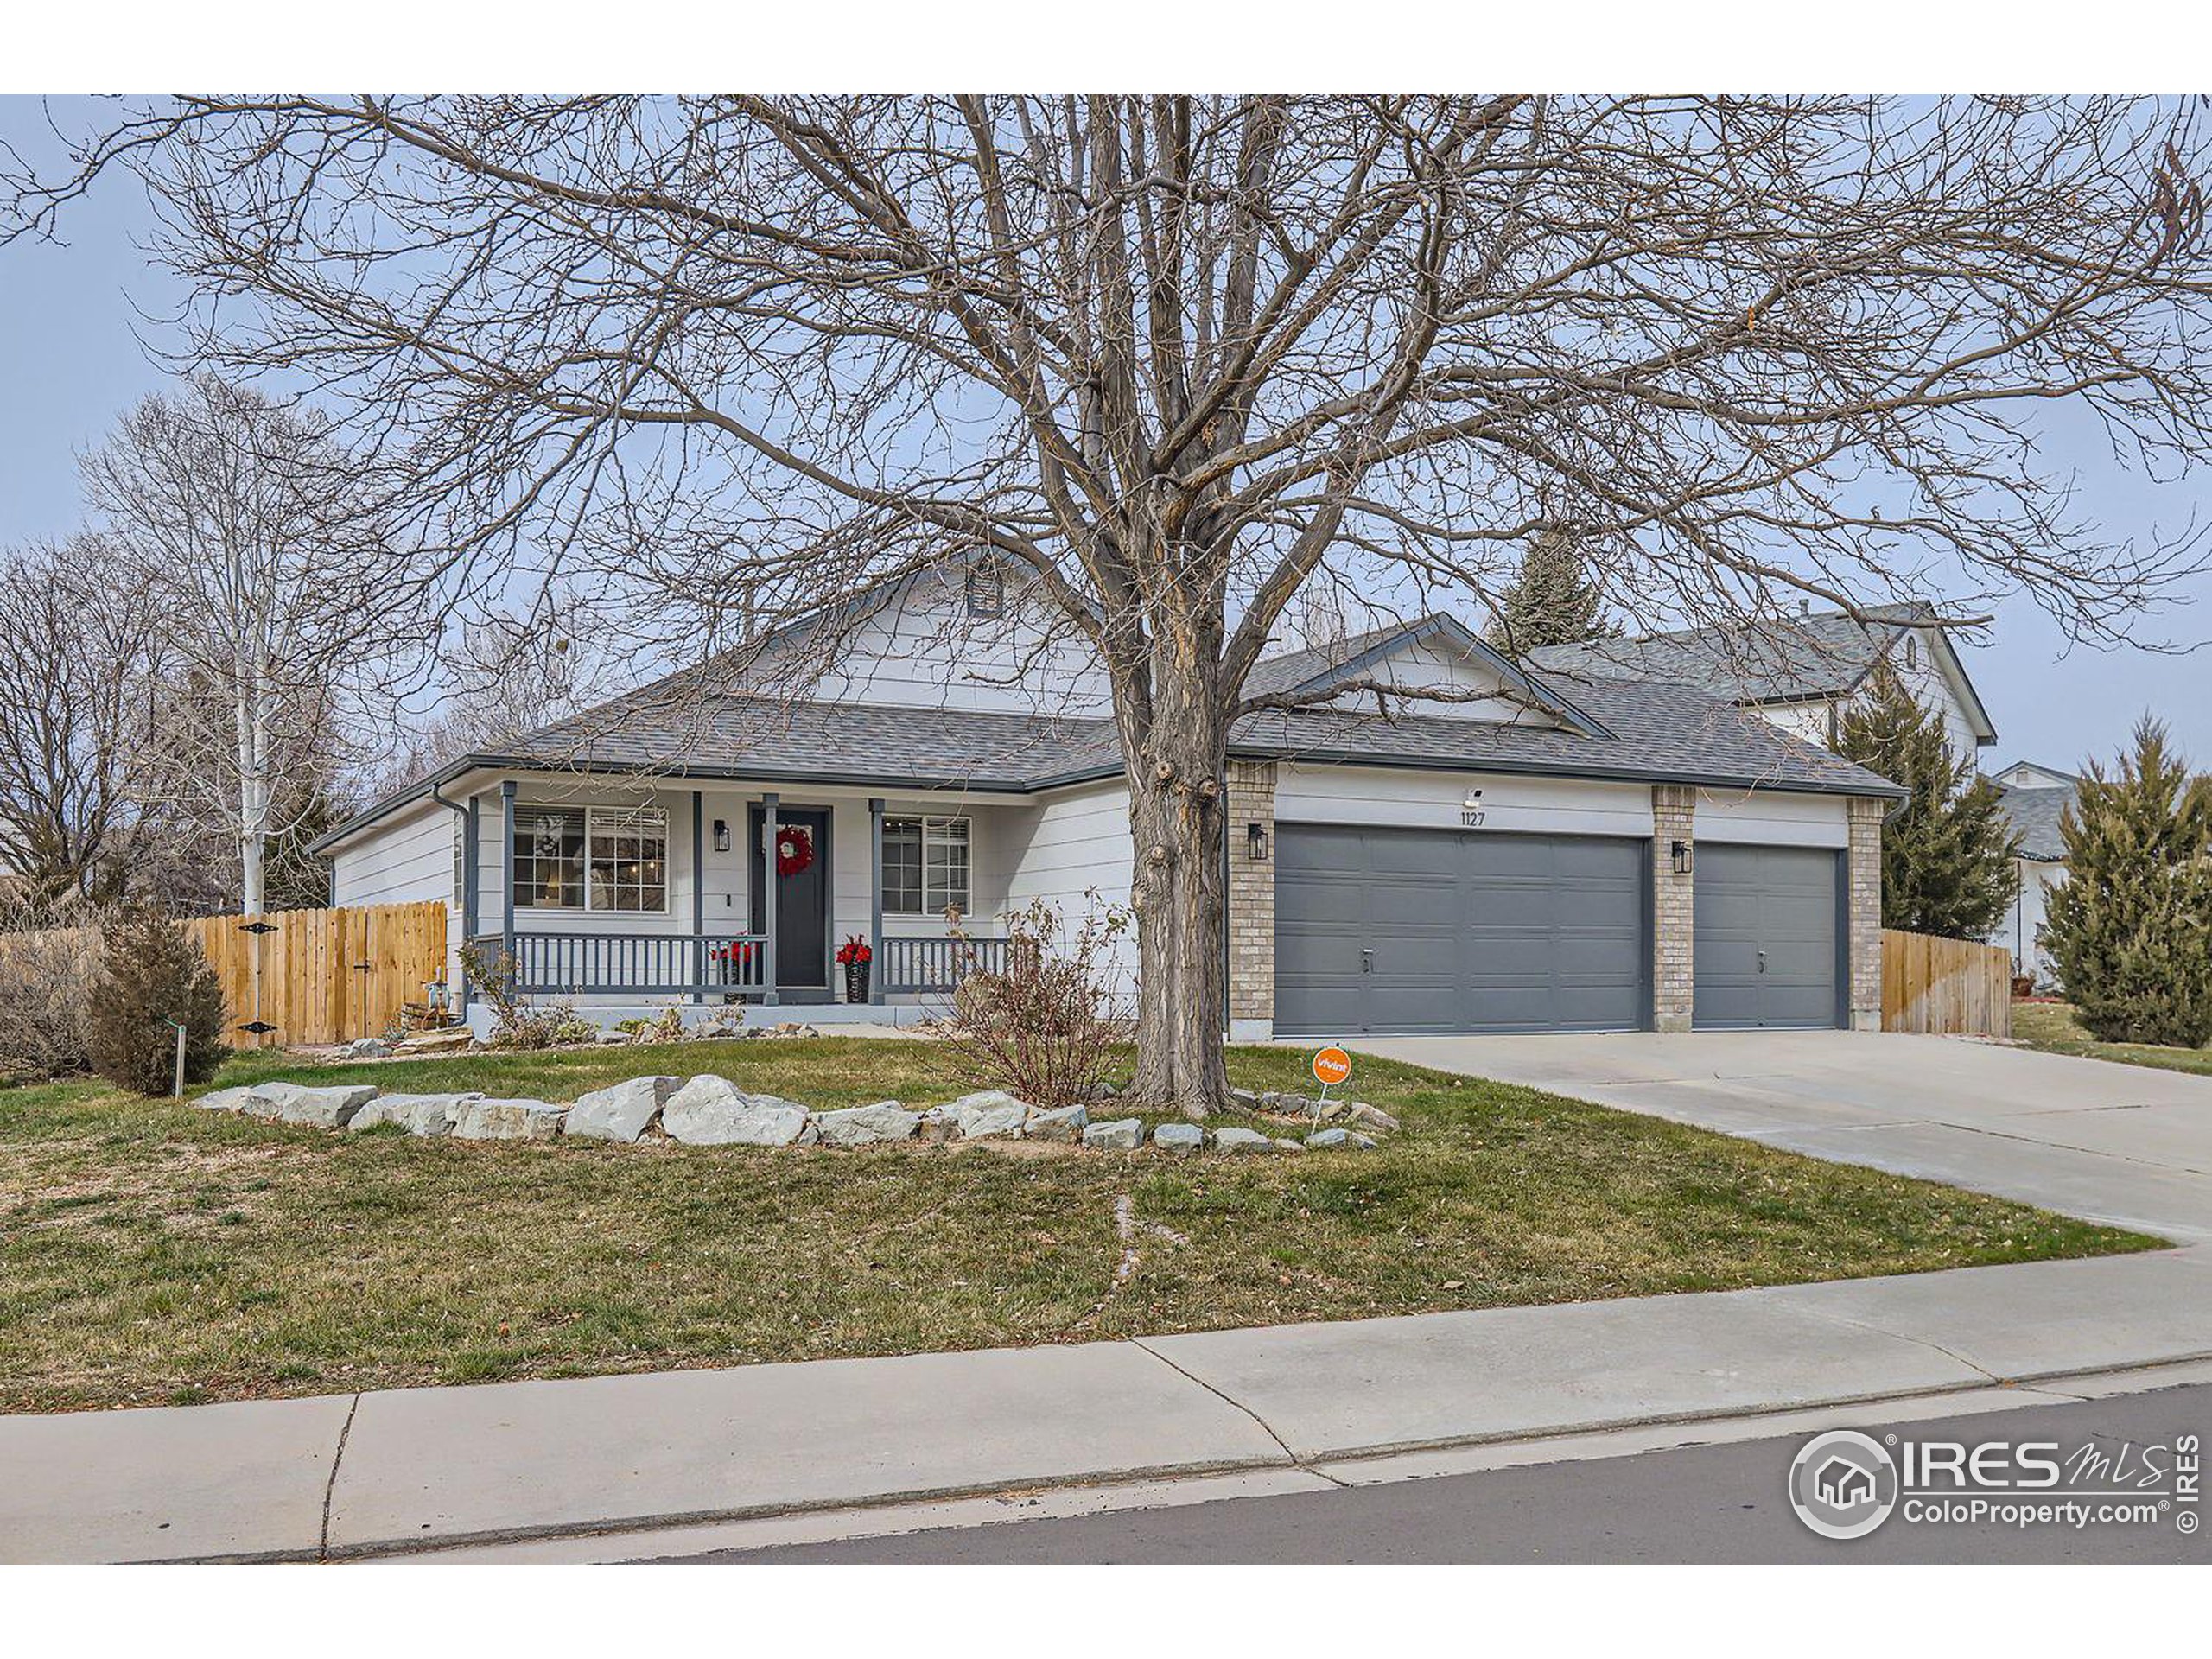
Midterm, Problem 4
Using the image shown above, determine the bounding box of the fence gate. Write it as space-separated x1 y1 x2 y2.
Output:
180 901 448 1049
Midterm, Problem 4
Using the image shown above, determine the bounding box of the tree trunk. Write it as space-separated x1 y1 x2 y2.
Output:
1119 651 1232 1120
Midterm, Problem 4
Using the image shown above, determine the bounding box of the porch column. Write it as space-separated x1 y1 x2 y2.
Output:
461 793 480 1016
868 798 887 1004
691 789 705 1006
760 791 780 1007
499 780 517 969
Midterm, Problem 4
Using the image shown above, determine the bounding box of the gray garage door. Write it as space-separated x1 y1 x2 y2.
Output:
1692 842 1841 1029
1274 826 1648 1036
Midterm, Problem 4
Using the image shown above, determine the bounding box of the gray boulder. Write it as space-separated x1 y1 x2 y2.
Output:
1152 1122 1204 1154
663 1075 817 1146
1229 1087 1262 1112
194 1085 256 1113
566 1075 677 1142
1303 1127 1351 1150
351 1092 480 1136
1023 1104 1089 1143
454 1097 567 1141
817 1102 920 1146
1272 1138 1307 1154
1344 1102 1401 1133
944 1090 1030 1140
1082 1116 1144 1150
1213 1126 1276 1154
1351 1132 1378 1150
241 1082 379 1128
916 1105 963 1145
340 1037 391 1060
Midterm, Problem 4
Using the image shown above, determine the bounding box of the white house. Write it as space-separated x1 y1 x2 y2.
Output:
315 560 1907 1039
1988 760 2077 984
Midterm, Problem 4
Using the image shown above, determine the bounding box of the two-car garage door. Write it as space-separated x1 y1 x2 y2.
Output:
1273 824 1843 1036
1275 825 1648 1036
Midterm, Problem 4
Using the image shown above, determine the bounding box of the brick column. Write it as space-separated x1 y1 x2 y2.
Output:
1225 760 1278 1042
1651 785 1695 1032
1847 796 1885 1031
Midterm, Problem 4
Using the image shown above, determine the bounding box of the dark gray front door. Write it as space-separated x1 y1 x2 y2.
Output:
749 807 831 997
1274 825 1648 1036
1692 842 1840 1029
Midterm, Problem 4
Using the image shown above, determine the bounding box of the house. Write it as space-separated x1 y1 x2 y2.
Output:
314 560 1908 1039
1528 601 1998 767
1813 1456 1878 1510
1988 760 2078 984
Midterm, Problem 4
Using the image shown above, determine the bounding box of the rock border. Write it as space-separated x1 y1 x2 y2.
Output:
191 1077 1390 1154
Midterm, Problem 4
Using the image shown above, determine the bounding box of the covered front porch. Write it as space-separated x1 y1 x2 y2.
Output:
455 773 1021 1017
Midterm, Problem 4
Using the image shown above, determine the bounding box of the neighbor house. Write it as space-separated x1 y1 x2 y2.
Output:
315 558 1908 1039
1528 601 1998 768
1987 760 2078 985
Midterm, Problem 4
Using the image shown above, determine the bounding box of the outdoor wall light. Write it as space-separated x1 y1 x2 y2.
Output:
1248 822 1270 861
1671 838 1694 875
713 818 732 853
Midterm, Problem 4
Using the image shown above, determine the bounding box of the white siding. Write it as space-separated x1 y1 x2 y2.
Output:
1694 785 1851 849
333 799 455 909
1275 764 1656 839
1001 780 1139 984
1753 629 1983 768
1308 638 1561 725
798 571 1111 715
1993 857 2065 984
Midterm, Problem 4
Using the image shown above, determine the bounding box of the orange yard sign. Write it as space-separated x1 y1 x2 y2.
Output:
1311 1046 1352 1089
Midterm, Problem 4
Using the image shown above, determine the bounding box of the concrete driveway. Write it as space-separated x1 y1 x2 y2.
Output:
1352 1031 2212 1243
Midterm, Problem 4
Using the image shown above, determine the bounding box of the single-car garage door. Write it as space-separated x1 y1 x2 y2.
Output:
1693 842 1840 1029
1274 825 1648 1036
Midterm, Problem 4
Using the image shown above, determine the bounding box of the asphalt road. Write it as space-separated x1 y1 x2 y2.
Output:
665 1382 2212 1564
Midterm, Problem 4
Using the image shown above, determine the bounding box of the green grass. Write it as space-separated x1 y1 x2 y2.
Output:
0 1036 2163 1414
2011 1001 2212 1079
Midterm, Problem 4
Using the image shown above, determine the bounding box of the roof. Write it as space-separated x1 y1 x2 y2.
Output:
1997 781 2075 861
315 650 1904 855
1526 601 1998 743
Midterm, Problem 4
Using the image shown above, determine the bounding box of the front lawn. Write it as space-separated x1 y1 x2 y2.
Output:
2011 1001 2212 1079
0 1037 2161 1413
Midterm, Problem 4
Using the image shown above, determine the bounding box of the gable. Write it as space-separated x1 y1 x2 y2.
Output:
1308 634 1567 726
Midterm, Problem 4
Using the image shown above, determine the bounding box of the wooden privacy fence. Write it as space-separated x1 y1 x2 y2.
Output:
1881 927 2012 1038
181 901 449 1049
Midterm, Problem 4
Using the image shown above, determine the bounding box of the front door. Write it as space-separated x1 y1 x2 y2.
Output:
749 807 832 999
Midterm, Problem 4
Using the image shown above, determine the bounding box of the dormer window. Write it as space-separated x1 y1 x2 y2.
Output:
964 563 1005 619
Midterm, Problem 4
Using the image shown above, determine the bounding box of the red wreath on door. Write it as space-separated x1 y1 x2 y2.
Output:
775 825 816 878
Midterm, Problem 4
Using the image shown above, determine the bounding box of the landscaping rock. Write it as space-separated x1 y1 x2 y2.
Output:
454 1097 566 1141
1083 1080 1120 1101
1344 1102 1400 1133
817 1102 920 1146
1351 1132 1378 1150
1082 1116 1143 1150
1152 1122 1204 1154
565 1075 677 1142
662 1076 817 1146
350 1092 482 1136
916 1106 963 1145
1272 1138 1306 1154
1303 1127 1351 1150
1213 1126 1276 1153
194 1086 256 1113
1023 1104 1089 1143
1230 1087 1262 1111
396 1030 473 1056
944 1090 1031 1140
340 1037 391 1060
242 1082 379 1128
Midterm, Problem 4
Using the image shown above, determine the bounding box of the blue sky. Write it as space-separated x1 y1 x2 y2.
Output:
4 95 2208 772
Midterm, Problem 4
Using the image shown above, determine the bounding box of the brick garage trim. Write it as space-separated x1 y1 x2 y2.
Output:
1226 760 1277 1039
1651 784 1695 1032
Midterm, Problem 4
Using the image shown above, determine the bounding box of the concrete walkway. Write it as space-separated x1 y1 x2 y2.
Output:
7 1032 2211 1563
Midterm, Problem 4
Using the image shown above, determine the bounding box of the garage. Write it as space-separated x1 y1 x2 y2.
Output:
1274 824 1648 1036
1692 842 1841 1028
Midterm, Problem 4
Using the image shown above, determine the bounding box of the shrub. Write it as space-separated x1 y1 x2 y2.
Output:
2043 718 2212 1048
944 893 1133 1106
86 911 230 1095
0 896 104 1084
457 940 604 1050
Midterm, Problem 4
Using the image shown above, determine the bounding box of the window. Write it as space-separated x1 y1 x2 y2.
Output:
1904 633 1918 668
963 563 1004 618
882 816 969 916
512 805 668 912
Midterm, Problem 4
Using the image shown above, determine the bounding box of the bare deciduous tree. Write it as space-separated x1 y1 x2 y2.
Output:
79 376 432 914
17 95 2212 1107
0 535 166 906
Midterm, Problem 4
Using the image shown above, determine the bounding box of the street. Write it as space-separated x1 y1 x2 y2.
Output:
668 1381 2212 1564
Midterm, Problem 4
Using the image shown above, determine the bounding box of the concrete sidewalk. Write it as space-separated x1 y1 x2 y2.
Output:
6 1244 2210 1562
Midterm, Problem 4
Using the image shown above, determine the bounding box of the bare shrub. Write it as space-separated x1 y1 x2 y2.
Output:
0 894 105 1084
456 939 602 1050
943 894 1133 1108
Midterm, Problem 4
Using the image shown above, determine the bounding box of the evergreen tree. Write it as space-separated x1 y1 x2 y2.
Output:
87 910 230 1095
2042 719 2212 1047
1486 534 1617 653
1833 664 2020 938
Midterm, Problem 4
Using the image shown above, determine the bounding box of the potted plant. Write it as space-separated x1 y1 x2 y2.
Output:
836 934 874 1003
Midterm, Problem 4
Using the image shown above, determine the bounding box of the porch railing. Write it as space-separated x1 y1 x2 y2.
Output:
879 934 1009 995
467 931 770 999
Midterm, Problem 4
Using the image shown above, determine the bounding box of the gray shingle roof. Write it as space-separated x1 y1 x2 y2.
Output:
1998 784 2075 861
1526 602 1937 704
